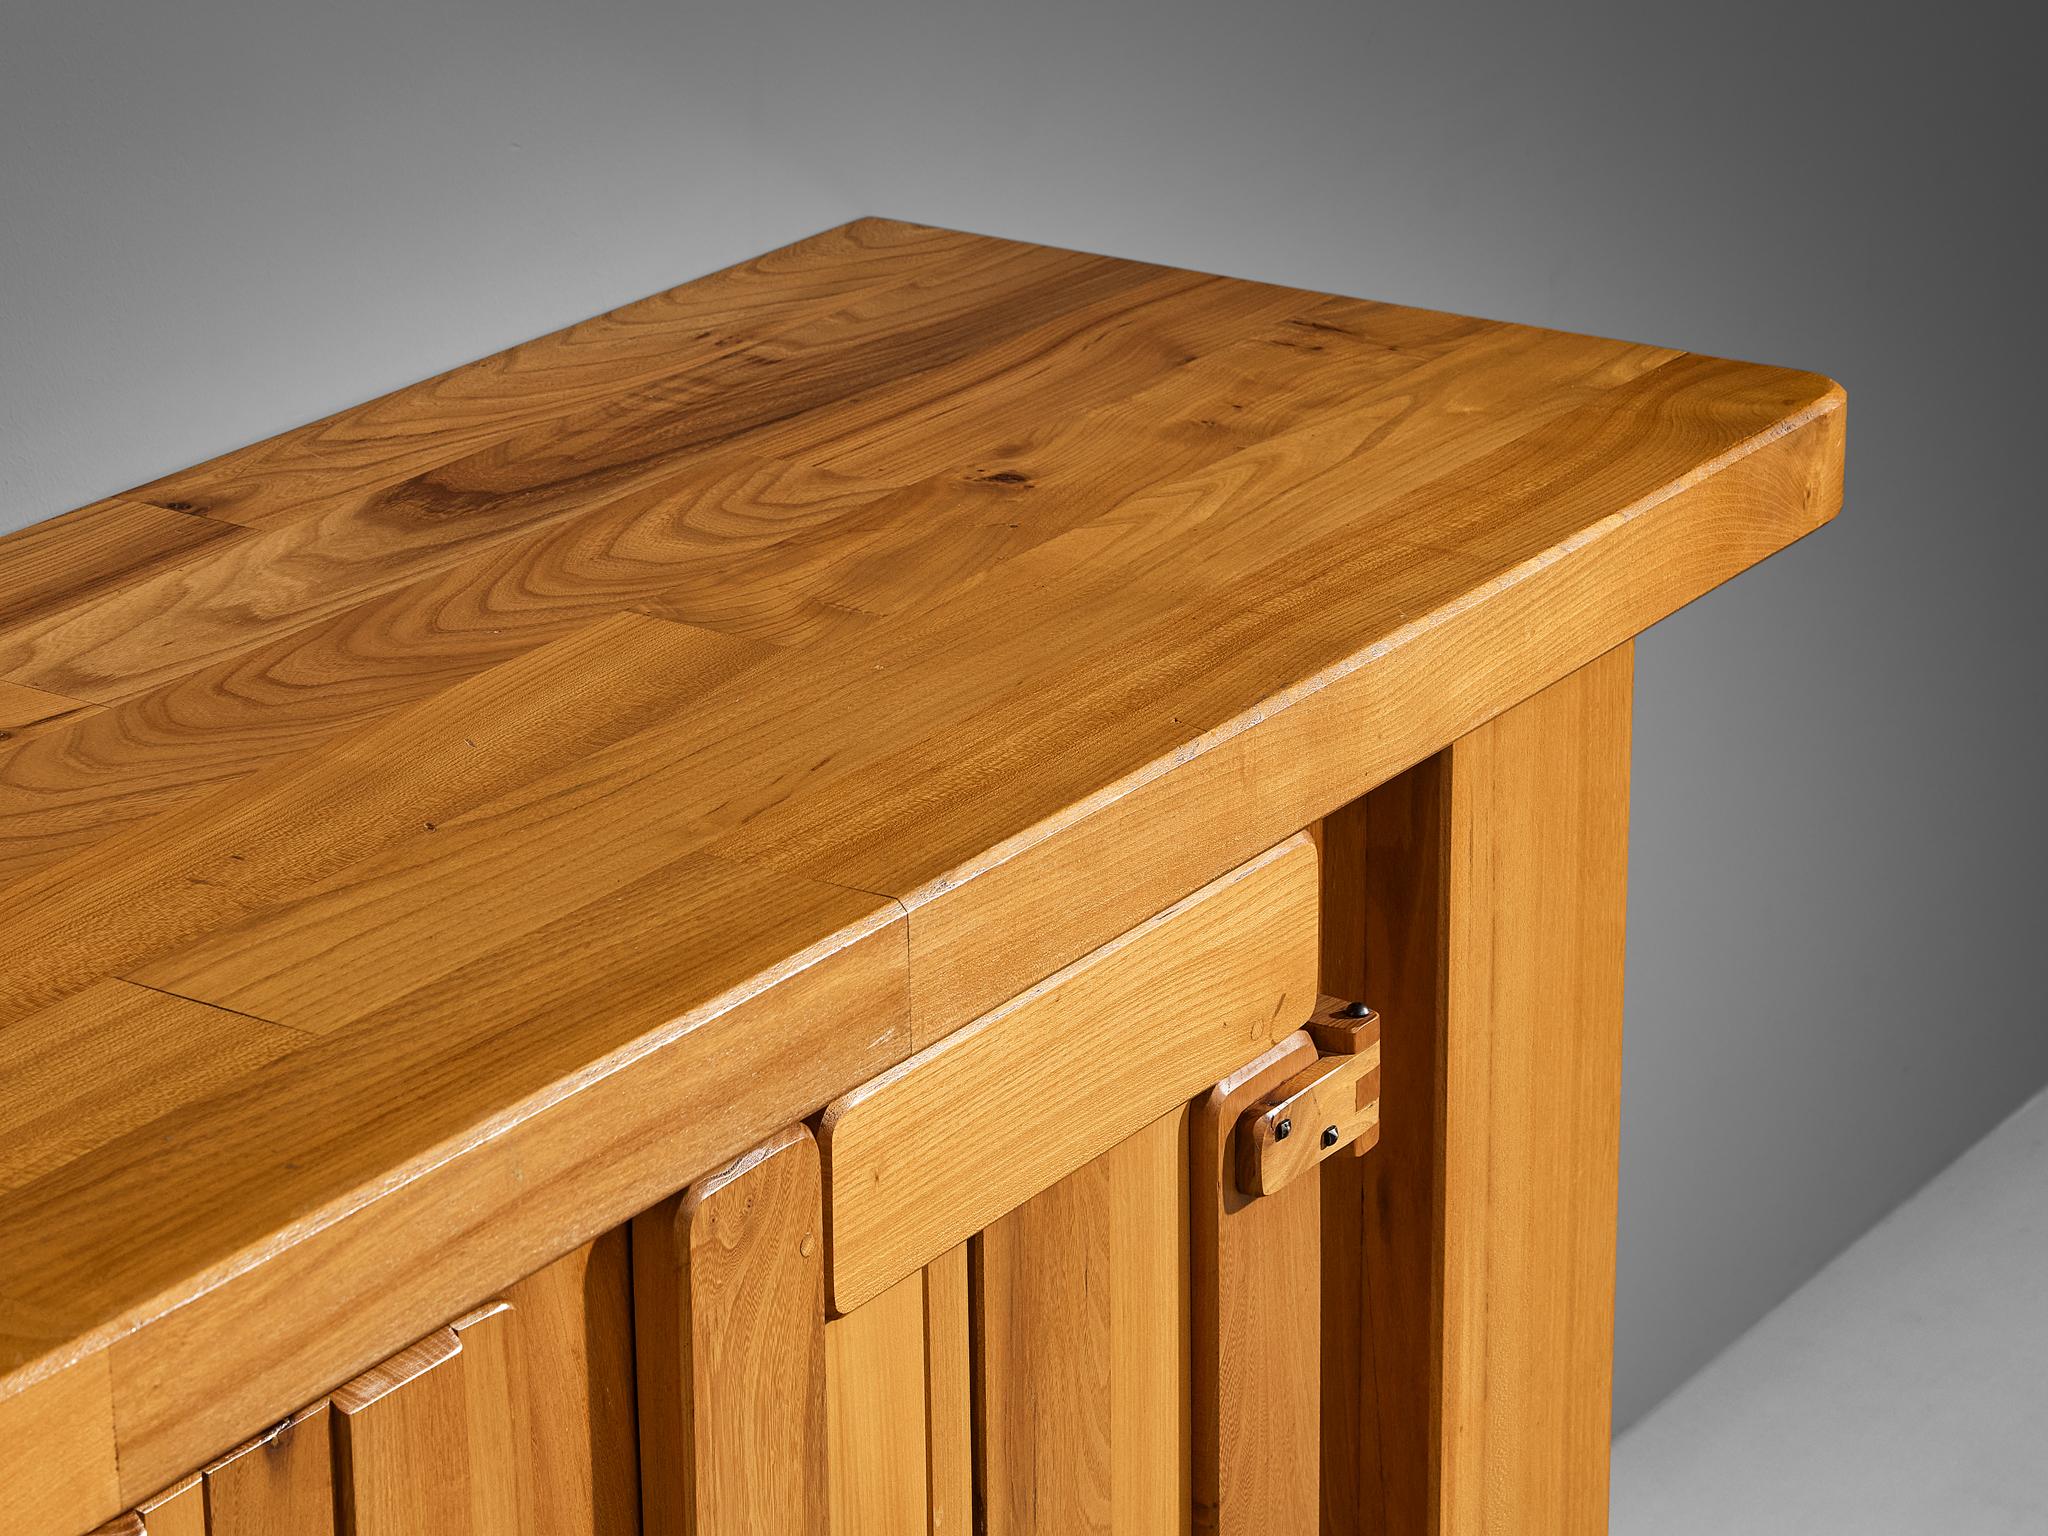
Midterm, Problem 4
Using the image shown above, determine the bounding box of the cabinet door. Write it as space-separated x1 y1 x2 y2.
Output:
976 1105 1192 1536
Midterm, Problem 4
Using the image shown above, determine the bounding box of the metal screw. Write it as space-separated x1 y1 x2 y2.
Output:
1321 1125 1340 1149
1340 1000 1372 1018
1274 1117 1292 1142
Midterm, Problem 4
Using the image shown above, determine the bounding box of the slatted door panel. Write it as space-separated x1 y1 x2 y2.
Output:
201 1403 337 1536
71 856 1348 1536
973 1104 1192 1536
825 1266 929 1531
127 1477 206 1536
495 1230 641 1536
332 1232 639 1536
822 1245 977 1535
1189 1033 1325 1536
87 1231 638 1536
922 1244 975 1535
330 1327 477 1535
460 1236 643 1536
633 1123 829 1536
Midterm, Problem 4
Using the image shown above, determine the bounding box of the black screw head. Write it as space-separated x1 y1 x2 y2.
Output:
1340 1000 1372 1018
1274 1117 1293 1142
1321 1125 1341 1149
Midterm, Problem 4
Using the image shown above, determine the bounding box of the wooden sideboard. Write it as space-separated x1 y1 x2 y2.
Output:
0 217 1845 1535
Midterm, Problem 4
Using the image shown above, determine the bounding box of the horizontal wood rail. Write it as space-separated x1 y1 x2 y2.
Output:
819 834 1321 1315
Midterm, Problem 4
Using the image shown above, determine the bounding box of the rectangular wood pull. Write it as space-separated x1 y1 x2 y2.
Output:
1236 998 1382 1197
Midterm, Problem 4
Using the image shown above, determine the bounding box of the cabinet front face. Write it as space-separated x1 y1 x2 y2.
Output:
73 645 1633 1536
73 831 1338 1536
92 1098 1344 1536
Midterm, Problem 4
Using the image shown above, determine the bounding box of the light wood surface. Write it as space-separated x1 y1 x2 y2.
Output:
201 1403 336 1536
1236 1029 1381 1196
975 1106 1192 1535
0 215 1843 1533
1322 650 1633 1535
0 680 98 744
922 1244 974 1536
0 1354 118 1536
1192 1034 1323 1536
1437 648 1631 1533
826 1269 932 1534
501 1233 640 1536
330 1329 472 1536
821 833 1319 1313
633 1124 829 1536
447 1304 525 1535
131 1478 206 1536
0 500 241 666
0 982 305 1197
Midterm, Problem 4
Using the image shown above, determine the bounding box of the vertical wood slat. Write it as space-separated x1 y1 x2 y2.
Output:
633 1122 829 1536
132 1475 206 1536
202 1402 337 1536
198 1229 632 1536
820 1240 976 1536
827 1269 931 1532
1108 1107 1192 1534
331 1329 473 1535
1317 796 1386 1536
1330 646 1633 1535
975 1104 1190 1535
1191 1033 1322 1536
503 1229 641 1536
448 1304 526 1534
1435 644 1631 1534
922 1243 973 1536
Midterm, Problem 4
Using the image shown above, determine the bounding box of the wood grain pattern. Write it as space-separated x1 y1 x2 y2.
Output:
0 216 1841 1534
0 1353 119 1536
826 1268 931 1534
1314 801 1389 1536
201 1402 337 1536
331 1328 472 1536
501 1233 640 1536
0 980 305 1197
131 1476 206 1536
4 242 1206 709
633 1124 829 1536
0 680 98 744
1191 1033 1323 1536
974 1105 1191 1536
0 500 242 656
0 848 899 1505
1436 648 1631 1534
922 1244 973 1536
448 1303 525 1536
821 832 1317 1313
0 464 849 887
131 219 999 527
3 611 771 1023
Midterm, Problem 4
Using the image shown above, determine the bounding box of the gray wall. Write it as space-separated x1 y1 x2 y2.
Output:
3 0 2038 1428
